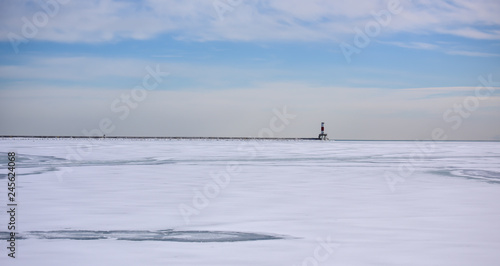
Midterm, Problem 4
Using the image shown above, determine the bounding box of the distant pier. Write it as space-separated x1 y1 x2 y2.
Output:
0 136 325 141
0 122 333 141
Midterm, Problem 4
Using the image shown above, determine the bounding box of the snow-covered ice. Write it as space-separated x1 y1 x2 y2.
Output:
1 139 500 265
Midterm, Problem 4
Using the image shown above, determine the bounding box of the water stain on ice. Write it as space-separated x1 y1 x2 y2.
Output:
0 230 285 242
0 152 177 178
433 169 500 184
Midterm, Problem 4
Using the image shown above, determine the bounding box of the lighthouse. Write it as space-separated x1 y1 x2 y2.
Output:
318 122 328 140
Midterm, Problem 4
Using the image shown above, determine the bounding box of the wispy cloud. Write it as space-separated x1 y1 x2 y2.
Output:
446 50 500 57
380 39 500 58
1 0 499 43
0 55 293 91
151 55 184 58
437 27 500 40
380 41 439 50
0 57 150 81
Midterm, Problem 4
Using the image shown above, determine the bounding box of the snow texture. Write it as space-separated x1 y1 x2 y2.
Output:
1 139 500 265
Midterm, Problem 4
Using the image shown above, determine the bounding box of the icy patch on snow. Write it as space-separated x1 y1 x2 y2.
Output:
451 169 500 184
0 230 286 242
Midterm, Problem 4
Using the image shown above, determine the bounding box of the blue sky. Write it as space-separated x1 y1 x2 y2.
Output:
1 0 499 139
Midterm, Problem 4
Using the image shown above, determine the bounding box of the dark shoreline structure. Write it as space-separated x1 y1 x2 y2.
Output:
0 135 323 141
1 136 498 142
0 123 332 141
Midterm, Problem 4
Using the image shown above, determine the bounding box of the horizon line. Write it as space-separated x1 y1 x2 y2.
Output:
0 136 499 142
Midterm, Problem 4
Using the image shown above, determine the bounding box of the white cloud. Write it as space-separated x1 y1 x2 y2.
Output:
380 41 439 50
446 50 500 57
437 27 500 40
0 57 151 81
0 55 295 91
1 0 499 44
380 40 500 57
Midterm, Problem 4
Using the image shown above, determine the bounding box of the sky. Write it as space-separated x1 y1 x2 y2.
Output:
0 0 499 140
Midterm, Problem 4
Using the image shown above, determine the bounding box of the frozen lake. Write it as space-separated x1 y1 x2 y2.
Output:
1 139 500 265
